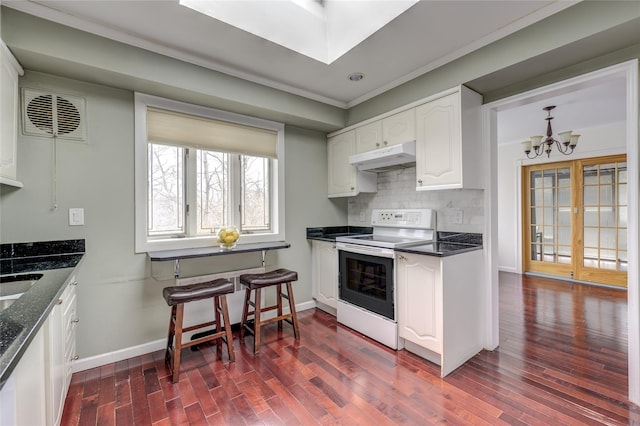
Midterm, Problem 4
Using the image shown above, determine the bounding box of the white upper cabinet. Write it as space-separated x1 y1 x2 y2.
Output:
415 86 482 191
0 40 24 187
327 130 376 197
382 109 415 147
355 120 382 153
355 109 415 153
326 85 480 197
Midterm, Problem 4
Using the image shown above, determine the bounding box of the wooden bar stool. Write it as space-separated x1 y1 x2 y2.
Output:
239 268 300 354
163 279 235 383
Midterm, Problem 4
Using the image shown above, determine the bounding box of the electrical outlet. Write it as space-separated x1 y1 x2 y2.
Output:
69 208 84 226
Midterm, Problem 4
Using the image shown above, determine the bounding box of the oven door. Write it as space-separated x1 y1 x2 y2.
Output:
337 245 394 320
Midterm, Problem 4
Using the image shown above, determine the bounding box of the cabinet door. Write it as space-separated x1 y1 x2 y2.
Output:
383 109 415 147
63 281 78 389
415 93 462 189
327 131 356 196
0 42 22 181
396 253 442 353
311 240 338 310
46 298 65 426
355 121 382 153
14 325 47 426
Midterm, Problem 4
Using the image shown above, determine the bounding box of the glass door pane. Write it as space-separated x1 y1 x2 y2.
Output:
581 161 627 273
523 163 573 277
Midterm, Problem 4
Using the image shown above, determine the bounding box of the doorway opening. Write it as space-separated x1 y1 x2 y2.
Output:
483 59 638 404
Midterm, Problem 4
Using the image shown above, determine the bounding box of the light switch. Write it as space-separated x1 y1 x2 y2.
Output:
69 208 84 226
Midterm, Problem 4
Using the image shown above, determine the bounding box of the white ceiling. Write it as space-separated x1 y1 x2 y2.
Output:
497 76 627 146
5 0 577 108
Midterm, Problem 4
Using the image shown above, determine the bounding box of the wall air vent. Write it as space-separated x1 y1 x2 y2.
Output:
22 88 87 141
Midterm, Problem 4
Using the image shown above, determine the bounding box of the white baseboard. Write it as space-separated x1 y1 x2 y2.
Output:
72 301 317 373
73 338 167 373
498 265 517 273
295 300 317 313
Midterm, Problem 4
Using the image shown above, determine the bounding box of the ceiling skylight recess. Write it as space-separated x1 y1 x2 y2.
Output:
179 0 418 64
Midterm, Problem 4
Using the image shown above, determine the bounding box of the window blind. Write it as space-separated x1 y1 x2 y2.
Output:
146 107 278 158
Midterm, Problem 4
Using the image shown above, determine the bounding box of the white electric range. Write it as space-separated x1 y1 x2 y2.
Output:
335 208 436 349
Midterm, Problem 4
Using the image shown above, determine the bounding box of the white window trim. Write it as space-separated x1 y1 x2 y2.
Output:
134 93 285 253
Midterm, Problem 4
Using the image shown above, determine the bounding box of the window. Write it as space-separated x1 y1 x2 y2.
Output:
135 93 285 252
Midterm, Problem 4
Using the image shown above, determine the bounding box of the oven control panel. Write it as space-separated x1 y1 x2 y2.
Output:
371 208 435 229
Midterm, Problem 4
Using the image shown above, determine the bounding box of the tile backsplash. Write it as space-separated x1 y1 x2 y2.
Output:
347 167 484 233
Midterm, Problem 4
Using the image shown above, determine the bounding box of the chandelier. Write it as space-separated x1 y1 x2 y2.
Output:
522 106 580 158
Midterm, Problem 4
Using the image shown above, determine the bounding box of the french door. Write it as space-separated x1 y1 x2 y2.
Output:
523 155 627 287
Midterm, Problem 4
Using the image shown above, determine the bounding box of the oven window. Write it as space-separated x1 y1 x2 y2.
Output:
345 258 388 300
339 250 394 320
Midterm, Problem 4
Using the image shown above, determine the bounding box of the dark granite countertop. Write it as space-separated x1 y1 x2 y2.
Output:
0 240 85 390
306 226 372 242
148 241 291 261
396 232 483 257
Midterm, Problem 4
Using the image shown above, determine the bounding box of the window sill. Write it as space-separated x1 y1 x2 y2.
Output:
135 233 284 254
147 241 291 261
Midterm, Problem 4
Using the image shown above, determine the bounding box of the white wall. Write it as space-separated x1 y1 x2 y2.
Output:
0 71 347 359
347 166 484 233
497 121 626 272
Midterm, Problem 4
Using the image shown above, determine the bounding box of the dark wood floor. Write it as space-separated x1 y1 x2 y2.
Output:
61 272 640 425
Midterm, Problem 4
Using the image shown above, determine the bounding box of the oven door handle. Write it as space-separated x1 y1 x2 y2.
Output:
336 242 395 258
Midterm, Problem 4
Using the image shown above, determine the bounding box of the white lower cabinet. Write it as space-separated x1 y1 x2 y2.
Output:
0 276 78 426
311 240 338 313
396 250 483 376
0 325 47 426
397 253 442 354
46 278 78 426
47 297 66 426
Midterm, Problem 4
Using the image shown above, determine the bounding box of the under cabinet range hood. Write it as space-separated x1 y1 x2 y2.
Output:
348 141 416 171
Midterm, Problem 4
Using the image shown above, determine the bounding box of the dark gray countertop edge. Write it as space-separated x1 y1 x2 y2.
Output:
395 245 483 257
0 256 85 390
148 241 291 261
306 236 341 242
306 226 373 242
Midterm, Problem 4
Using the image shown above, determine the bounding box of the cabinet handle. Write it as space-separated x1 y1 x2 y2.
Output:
350 186 354 191
57 299 63 305
383 141 388 146
72 355 79 361
71 318 80 323
398 255 406 261
417 179 423 185
375 142 380 147
71 281 78 286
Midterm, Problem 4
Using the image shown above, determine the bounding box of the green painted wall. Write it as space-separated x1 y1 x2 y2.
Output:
0 71 347 358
